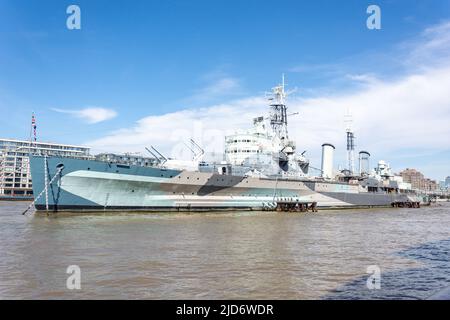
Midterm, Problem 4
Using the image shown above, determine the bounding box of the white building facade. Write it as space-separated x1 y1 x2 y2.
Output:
0 138 91 199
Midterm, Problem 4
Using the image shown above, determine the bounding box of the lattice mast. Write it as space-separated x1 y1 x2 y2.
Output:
344 112 355 175
269 74 289 142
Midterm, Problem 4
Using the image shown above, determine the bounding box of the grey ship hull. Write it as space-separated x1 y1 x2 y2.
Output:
30 156 417 212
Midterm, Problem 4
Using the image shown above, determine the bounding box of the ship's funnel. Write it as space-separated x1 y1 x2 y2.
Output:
321 143 335 179
358 151 370 176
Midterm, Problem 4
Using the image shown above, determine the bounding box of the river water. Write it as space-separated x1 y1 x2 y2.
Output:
0 201 449 299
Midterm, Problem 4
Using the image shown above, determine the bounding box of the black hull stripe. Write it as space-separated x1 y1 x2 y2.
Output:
35 204 395 212
35 205 255 212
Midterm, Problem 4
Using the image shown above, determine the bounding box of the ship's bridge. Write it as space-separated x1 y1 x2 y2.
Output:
225 133 276 166
225 116 281 166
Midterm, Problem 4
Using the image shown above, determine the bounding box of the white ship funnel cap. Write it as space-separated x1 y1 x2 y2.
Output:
321 143 335 179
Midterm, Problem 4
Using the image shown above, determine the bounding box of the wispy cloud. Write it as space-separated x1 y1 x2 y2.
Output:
402 20 450 69
289 63 344 76
52 107 117 124
183 76 243 106
344 73 379 85
179 66 244 105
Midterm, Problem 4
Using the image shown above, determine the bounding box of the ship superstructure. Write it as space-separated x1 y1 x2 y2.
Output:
28 78 424 213
223 77 309 179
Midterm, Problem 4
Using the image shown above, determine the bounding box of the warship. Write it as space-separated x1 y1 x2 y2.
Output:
28 78 422 212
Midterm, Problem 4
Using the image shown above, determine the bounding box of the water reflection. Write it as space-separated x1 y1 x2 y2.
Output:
1 201 449 299
324 238 450 299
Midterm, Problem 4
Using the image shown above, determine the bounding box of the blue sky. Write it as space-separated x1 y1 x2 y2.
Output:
0 0 449 180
